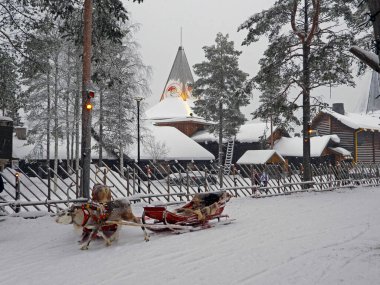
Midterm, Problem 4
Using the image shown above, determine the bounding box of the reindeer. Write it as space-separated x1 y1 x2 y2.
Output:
91 183 112 203
56 199 150 250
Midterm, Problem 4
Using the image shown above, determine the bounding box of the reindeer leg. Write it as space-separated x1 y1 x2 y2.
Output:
80 227 98 250
97 230 112 246
134 217 150 242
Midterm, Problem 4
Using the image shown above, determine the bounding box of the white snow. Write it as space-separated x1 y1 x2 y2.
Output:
0 116 13 122
323 109 380 131
1 187 380 284
145 97 197 120
329 147 352 158
274 135 340 157
192 122 275 143
237 149 285 164
12 134 116 160
128 125 215 161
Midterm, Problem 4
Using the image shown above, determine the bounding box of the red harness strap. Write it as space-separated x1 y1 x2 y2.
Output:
80 205 91 227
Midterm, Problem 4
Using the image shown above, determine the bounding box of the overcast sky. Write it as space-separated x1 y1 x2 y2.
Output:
124 0 371 118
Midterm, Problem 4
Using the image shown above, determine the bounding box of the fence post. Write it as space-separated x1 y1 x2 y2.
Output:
103 168 107 185
15 172 20 213
167 170 170 202
47 168 51 212
133 168 136 195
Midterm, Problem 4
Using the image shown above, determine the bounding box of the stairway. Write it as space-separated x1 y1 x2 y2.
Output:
223 138 235 175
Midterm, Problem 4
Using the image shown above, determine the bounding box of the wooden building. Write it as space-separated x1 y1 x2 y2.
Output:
273 134 351 165
192 123 289 164
312 103 380 163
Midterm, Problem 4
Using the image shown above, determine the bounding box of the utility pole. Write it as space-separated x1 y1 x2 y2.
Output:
80 0 93 198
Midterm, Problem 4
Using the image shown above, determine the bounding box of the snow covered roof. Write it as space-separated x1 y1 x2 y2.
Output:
12 134 116 160
237 150 285 165
192 122 277 143
321 109 380 131
0 116 13 122
274 135 340 157
146 97 197 120
127 125 214 161
328 147 352 158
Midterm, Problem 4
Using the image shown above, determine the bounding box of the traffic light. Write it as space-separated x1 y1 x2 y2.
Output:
307 123 312 135
86 102 93 110
85 86 95 111
87 89 95 99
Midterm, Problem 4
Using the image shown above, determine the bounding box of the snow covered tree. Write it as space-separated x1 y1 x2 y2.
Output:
192 33 250 185
0 50 22 122
239 0 366 182
92 25 151 169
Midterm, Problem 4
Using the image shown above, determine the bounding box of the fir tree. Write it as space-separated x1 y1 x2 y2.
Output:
239 0 367 182
192 33 250 185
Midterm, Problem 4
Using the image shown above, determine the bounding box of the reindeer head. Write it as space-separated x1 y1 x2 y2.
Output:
55 204 84 225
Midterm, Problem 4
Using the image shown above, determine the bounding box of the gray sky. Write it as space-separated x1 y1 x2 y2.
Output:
125 0 371 117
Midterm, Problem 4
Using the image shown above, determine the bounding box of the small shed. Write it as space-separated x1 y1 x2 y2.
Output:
236 150 286 165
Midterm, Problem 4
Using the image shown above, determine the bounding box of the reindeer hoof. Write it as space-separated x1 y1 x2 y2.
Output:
145 236 150 242
80 245 89 250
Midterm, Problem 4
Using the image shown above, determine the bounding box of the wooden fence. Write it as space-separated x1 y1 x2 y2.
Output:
1 161 379 215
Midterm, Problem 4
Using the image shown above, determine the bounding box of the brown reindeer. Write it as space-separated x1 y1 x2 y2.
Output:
91 183 112 203
56 199 149 250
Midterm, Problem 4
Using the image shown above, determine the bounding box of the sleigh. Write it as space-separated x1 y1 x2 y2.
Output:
141 191 232 231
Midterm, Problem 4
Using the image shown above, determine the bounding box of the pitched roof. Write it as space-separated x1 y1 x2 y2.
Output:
237 150 285 165
146 97 195 120
273 135 340 157
192 122 277 143
127 125 215 161
320 109 380 131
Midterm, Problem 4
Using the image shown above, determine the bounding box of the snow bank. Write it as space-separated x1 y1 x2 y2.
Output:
1 187 379 285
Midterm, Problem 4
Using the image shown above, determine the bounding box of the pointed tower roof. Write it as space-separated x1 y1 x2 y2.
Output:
160 46 194 101
366 71 380 113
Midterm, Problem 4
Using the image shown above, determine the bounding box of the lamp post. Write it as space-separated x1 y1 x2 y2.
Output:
135 97 143 193
135 97 144 165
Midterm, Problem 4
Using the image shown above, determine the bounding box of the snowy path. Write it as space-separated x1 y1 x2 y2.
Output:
1 187 380 285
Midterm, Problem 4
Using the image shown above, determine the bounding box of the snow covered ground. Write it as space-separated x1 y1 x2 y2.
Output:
1 187 380 285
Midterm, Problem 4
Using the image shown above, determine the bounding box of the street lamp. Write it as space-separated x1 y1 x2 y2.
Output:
134 97 143 193
134 97 144 165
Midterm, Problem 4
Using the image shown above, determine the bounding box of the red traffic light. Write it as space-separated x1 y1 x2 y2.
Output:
87 90 95 98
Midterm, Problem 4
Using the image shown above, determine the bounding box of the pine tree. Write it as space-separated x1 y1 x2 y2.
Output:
0 50 21 122
239 0 367 182
92 24 151 168
192 33 250 185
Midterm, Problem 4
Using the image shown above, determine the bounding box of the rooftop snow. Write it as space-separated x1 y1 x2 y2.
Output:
127 125 214 161
146 97 197 120
322 109 380 131
12 134 116 160
274 135 340 157
192 122 276 143
237 149 285 164
329 147 352 158
0 116 13 122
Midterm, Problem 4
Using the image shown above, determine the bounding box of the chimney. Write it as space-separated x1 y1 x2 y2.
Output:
15 127 27 140
332 103 345 115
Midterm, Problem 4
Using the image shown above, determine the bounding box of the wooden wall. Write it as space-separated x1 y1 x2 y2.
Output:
312 112 380 163
155 121 205 137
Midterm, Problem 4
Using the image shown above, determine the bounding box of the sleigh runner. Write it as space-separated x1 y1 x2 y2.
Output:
141 191 232 231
